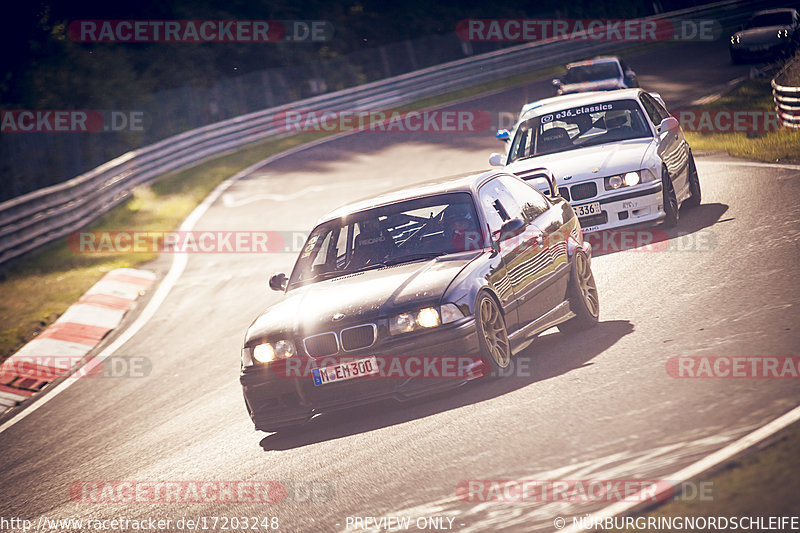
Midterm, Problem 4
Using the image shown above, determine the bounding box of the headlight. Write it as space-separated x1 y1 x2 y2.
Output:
604 171 641 191
623 171 640 187
778 29 788 39
730 35 740 45
251 340 296 364
639 169 658 183
440 303 465 324
389 306 456 335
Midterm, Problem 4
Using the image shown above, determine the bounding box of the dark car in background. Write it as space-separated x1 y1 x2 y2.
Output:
729 8 800 63
240 171 598 432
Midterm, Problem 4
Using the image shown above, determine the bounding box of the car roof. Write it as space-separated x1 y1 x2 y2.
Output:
565 56 621 69
520 88 643 120
317 169 508 223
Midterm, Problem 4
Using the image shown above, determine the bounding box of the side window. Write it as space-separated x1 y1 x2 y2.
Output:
479 178 523 233
641 93 669 125
639 95 662 127
498 176 550 222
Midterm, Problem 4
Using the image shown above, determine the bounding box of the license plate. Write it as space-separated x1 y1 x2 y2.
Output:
312 356 379 386
575 202 602 217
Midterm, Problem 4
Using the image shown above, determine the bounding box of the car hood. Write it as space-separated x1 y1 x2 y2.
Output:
245 253 480 342
505 138 653 184
734 26 790 45
560 78 625 94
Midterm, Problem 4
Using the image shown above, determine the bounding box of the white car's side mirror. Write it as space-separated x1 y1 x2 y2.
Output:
489 153 504 167
658 117 679 133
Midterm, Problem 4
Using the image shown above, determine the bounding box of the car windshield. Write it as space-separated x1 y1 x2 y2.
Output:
507 99 651 162
563 62 622 83
746 12 793 28
289 193 481 287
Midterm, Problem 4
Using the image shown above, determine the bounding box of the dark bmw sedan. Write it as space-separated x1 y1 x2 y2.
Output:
240 170 599 432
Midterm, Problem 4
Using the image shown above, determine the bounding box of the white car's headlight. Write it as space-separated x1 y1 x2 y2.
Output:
604 171 641 191
251 340 296 364
389 305 465 335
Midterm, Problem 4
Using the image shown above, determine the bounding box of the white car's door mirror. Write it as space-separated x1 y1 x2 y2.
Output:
489 153 504 167
658 117 679 133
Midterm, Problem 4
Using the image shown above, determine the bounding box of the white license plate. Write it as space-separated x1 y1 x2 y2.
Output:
575 202 602 217
312 356 379 386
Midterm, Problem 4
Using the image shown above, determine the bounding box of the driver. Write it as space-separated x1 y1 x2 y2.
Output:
604 109 630 131
441 203 480 252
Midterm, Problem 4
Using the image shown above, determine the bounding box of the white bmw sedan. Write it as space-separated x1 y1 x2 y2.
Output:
490 89 701 232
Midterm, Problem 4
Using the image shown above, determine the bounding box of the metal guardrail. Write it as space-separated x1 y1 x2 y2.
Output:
0 0 758 266
772 57 800 128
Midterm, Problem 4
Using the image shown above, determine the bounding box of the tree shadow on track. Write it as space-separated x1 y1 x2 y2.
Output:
259 319 633 451
588 202 729 258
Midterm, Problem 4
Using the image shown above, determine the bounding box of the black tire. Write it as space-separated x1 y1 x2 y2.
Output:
475 292 511 375
683 153 702 208
557 252 599 333
661 169 679 228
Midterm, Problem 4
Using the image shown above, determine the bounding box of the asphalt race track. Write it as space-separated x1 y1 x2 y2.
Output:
1 39 799 533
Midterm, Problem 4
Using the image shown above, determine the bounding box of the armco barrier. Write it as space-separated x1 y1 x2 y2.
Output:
772 57 800 129
0 0 763 266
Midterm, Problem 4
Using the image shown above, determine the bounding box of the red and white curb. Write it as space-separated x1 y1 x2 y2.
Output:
0 268 154 414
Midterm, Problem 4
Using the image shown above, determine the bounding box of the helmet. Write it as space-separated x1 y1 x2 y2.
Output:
605 110 629 129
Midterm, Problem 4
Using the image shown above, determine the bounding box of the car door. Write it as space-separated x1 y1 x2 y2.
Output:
640 92 689 197
499 175 571 318
478 177 555 327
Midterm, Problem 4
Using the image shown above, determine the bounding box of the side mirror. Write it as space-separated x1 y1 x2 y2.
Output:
658 116 679 133
269 272 287 291
625 70 636 78
552 78 561 87
498 218 526 241
488 153 505 167
495 129 510 141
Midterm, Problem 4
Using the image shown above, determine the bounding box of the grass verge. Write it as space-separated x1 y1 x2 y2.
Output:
683 61 800 162
606 421 800 532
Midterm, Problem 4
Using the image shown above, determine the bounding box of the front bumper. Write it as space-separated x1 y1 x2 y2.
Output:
570 181 664 232
730 42 796 61
240 318 480 431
